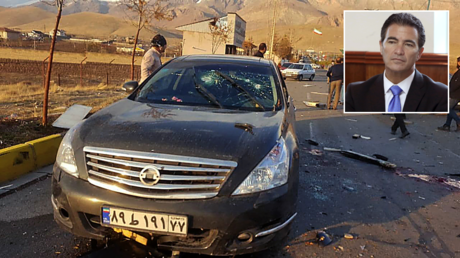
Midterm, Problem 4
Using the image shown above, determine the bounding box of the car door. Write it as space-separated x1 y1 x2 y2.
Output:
301 65 308 76
303 65 312 76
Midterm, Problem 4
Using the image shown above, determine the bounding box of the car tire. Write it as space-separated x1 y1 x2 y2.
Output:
309 74 315 81
298 75 303 81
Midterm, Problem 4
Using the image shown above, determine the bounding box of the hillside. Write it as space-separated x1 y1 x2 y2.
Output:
17 12 181 41
0 0 459 59
0 6 54 27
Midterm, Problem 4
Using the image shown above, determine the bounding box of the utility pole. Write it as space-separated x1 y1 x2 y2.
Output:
269 0 277 60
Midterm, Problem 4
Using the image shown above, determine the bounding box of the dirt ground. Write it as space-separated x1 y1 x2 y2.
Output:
0 72 127 148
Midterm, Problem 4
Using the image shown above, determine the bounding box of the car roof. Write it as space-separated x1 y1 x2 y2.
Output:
174 55 273 66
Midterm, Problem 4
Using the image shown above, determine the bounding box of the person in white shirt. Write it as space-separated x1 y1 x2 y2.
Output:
140 34 167 83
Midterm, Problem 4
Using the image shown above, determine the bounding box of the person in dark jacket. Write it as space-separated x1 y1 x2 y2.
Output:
326 57 344 110
392 114 410 138
438 56 460 131
253 43 267 58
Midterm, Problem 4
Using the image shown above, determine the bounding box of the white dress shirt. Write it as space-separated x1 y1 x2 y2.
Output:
383 70 415 112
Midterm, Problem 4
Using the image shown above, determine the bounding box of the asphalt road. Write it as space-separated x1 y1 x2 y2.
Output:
1 70 459 258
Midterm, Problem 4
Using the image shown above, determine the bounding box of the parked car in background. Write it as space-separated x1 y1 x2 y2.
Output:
280 62 292 70
52 55 299 256
281 63 315 81
311 63 321 69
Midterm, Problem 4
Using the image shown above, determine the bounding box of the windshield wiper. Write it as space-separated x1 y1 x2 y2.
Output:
213 71 265 111
192 73 223 109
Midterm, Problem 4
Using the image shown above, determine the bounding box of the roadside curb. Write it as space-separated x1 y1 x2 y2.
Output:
0 134 62 184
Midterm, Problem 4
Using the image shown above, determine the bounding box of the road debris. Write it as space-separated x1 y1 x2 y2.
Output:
389 138 397 141
52 104 92 129
309 149 323 156
337 245 344 251
311 92 329 96
324 147 342 152
303 101 326 108
317 231 332 246
405 174 460 189
418 196 426 200
340 150 397 169
113 228 148 246
373 154 388 161
346 118 358 122
352 134 371 140
306 139 319 146
344 233 354 239
342 185 356 192
360 245 366 250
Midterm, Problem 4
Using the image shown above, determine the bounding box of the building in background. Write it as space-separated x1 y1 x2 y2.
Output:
0 27 21 41
176 13 246 55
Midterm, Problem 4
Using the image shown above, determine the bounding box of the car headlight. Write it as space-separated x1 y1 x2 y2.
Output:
56 122 82 178
232 138 289 195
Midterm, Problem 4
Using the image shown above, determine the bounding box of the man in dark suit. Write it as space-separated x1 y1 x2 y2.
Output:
253 43 267 58
345 13 448 112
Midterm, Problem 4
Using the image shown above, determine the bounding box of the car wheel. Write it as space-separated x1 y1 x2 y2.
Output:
298 75 303 81
309 74 315 81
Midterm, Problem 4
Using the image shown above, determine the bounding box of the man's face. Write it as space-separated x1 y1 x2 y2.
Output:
380 24 424 76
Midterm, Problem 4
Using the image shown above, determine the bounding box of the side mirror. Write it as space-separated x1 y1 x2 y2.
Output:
122 81 138 93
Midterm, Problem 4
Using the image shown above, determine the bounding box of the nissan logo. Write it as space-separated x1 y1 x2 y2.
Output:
139 165 161 186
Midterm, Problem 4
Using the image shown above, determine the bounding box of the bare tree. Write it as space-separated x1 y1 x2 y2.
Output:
274 36 293 59
120 0 173 80
209 17 231 54
40 0 67 126
243 36 255 56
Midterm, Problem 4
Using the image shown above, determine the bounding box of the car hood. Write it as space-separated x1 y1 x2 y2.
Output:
75 99 285 163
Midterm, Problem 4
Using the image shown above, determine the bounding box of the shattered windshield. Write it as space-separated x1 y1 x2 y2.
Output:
136 62 281 111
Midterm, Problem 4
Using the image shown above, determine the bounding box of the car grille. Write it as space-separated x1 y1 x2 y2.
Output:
83 146 237 200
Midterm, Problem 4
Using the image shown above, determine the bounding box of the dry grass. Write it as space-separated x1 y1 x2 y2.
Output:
0 82 126 120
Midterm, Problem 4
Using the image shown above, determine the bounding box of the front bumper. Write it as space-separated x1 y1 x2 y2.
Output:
51 164 297 256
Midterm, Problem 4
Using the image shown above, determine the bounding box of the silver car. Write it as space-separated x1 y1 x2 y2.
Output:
281 63 315 81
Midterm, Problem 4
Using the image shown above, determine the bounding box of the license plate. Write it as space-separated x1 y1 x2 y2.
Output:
101 206 188 235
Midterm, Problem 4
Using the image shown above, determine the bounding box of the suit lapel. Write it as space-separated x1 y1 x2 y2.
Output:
369 74 385 111
403 70 425 111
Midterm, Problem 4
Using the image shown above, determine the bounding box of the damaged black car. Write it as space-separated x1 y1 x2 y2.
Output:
51 55 299 256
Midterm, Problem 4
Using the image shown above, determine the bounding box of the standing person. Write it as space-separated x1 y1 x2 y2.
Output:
438 56 460 131
391 114 410 138
254 43 267 58
140 34 167 83
326 57 344 110
326 61 335 107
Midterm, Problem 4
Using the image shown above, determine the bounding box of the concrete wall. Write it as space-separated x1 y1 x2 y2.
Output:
0 134 62 183
182 31 226 55
0 58 141 82
227 13 246 48
1 31 20 41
